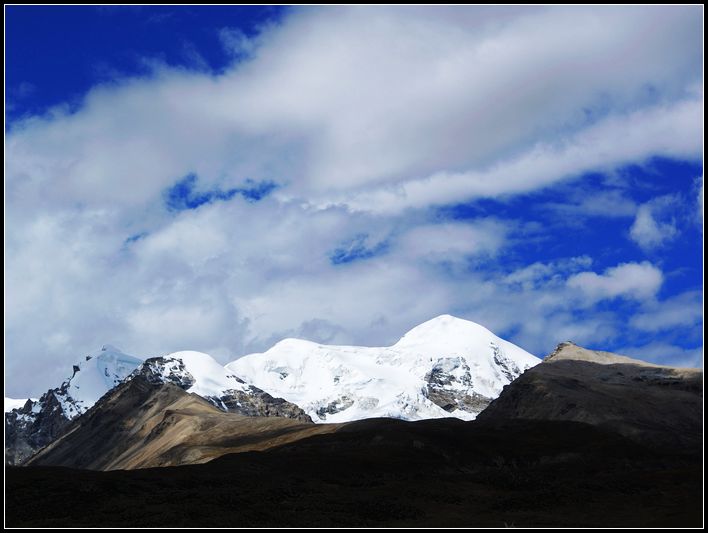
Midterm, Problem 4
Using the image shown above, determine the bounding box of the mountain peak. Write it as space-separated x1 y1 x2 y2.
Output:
394 314 494 348
100 344 123 353
427 313 461 322
270 338 321 352
419 313 475 326
544 342 658 367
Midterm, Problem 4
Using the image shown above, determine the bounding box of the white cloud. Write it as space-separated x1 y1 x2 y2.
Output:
630 207 675 250
566 261 663 302
504 256 593 290
219 27 257 60
6 6 702 216
335 98 702 213
630 290 703 332
541 189 637 219
4 6 703 396
394 219 508 263
629 195 680 250
259 6 702 198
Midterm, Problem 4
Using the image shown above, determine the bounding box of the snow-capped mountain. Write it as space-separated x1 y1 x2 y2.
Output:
5 345 143 465
6 346 312 465
139 350 251 401
16 343 142 420
58 344 144 417
6 314 539 465
227 315 540 423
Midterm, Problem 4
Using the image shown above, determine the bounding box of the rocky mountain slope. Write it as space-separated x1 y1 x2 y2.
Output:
227 315 540 422
477 342 703 450
28 373 333 470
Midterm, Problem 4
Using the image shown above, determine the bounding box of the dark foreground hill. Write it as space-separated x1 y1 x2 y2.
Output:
478 342 703 452
6 417 702 527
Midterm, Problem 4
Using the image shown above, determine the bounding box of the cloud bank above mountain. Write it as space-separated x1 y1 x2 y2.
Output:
5 6 703 395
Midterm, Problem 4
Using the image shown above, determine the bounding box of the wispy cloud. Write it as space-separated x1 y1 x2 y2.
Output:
219 27 257 60
630 290 703 332
566 262 663 303
629 195 680 250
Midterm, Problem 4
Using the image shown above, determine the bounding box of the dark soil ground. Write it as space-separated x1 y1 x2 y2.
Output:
5 418 702 527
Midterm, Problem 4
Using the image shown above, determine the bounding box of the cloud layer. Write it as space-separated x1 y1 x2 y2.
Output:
6 6 703 395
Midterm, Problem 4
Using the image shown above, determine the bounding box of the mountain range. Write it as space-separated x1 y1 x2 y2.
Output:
5 315 538 465
227 314 540 422
5 315 702 526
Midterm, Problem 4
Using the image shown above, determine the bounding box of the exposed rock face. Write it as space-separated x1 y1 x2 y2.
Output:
6 387 73 466
139 357 196 388
423 357 492 413
316 396 355 420
478 342 703 450
490 342 522 382
220 388 313 421
28 376 333 470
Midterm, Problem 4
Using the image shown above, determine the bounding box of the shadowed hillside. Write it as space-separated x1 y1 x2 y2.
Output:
6 418 702 527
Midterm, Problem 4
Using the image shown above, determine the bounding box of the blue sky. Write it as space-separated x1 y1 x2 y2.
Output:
5 6 703 396
6 6 287 121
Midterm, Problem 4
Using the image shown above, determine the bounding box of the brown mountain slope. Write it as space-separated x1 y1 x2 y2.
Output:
477 342 703 450
28 375 338 470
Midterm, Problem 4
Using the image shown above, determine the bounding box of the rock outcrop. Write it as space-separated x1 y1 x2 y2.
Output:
422 357 492 413
5 392 71 466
